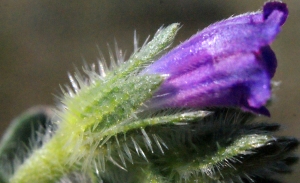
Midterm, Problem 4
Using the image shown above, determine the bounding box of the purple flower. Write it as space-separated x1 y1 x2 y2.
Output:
142 2 288 116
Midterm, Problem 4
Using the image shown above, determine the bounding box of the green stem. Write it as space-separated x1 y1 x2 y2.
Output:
9 132 74 183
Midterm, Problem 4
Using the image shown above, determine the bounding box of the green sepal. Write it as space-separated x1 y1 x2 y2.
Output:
9 24 181 183
115 23 180 77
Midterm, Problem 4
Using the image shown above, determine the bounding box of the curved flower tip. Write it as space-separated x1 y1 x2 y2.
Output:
263 1 288 26
142 2 288 116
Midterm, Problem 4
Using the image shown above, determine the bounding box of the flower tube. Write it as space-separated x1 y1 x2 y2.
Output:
142 2 288 116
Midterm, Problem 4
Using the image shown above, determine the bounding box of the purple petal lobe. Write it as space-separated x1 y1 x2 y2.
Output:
142 2 288 115
260 46 277 78
263 1 288 26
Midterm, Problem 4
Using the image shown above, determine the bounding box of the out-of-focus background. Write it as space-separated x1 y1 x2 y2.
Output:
0 0 299 182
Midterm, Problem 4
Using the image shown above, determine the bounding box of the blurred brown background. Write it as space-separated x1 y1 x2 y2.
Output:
0 0 299 182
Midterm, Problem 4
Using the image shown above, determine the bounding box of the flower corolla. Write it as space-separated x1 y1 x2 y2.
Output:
142 2 288 116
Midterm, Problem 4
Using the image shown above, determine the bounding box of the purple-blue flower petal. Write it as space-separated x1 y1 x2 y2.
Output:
142 2 288 115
